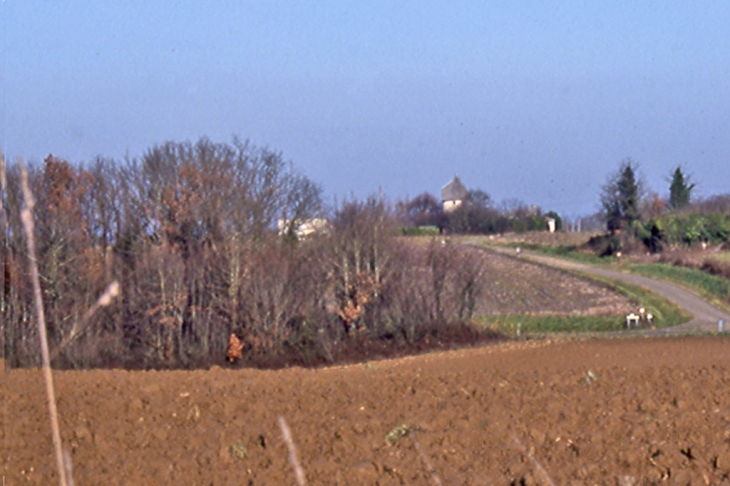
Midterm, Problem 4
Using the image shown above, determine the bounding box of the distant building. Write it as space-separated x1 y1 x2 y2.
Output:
441 176 468 213
277 218 328 239
545 217 556 233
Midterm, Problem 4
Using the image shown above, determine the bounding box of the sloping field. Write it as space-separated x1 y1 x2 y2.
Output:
4 336 730 485
475 248 632 316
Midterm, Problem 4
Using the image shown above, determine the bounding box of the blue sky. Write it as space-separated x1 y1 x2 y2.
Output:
3 2 729 217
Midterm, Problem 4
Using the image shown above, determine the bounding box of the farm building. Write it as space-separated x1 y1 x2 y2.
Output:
441 176 469 213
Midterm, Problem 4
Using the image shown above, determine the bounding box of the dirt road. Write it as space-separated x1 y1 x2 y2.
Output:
496 247 730 333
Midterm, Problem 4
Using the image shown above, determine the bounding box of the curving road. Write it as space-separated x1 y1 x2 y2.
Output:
489 247 730 335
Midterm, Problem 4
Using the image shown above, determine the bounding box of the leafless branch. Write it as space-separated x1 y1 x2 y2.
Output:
512 434 555 486
50 280 120 362
411 432 443 486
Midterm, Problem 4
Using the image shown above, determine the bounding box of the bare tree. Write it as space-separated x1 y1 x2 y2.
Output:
0 153 8 356
329 196 395 336
399 192 441 227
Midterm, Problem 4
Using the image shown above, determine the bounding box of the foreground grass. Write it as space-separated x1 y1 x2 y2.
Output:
476 274 691 334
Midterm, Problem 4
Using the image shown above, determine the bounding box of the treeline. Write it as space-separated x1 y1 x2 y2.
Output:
397 191 561 235
592 159 730 255
1 139 496 369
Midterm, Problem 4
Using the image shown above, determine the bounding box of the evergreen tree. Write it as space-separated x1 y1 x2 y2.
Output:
601 158 643 233
668 166 695 210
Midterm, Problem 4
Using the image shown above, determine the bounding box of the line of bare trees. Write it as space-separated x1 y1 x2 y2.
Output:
2 139 492 369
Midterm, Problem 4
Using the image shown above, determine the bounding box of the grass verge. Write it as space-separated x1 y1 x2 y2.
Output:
499 242 611 266
475 277 691 334
707 252 730 263
508 242 730 314
628 263 730 313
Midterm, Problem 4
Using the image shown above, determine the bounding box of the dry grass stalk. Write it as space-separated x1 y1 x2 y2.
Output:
19 162 69 486
410 433 443 486
50 281 120 362
278 416 307 486
512 434 555 486
63 449 76 486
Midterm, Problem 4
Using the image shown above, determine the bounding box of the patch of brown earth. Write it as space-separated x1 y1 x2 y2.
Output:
475 249 634 316
5 336 730 485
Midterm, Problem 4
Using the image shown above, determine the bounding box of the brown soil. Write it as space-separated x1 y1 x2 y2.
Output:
474 248 633 316
5 336 730 485
402 237 632 317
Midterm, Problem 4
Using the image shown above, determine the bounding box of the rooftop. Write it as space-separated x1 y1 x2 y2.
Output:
441 176 468 202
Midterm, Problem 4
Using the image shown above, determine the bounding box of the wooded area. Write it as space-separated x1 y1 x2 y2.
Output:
1 139 492 368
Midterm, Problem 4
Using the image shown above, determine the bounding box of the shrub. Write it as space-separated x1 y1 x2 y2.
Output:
647 213 730 247
587 213 730 257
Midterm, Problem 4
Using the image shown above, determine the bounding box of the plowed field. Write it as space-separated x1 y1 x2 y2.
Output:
4 336 730 485
475 248 633 316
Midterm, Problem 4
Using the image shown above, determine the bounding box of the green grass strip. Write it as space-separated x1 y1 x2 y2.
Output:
475 275 691 334
598 276 692 328
475 313 625 333
506 242 612 266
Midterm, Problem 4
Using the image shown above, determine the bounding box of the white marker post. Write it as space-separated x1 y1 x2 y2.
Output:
720 320 725 333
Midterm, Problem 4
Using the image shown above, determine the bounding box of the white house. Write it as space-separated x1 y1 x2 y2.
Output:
277 217 328 239
546 217 556 233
